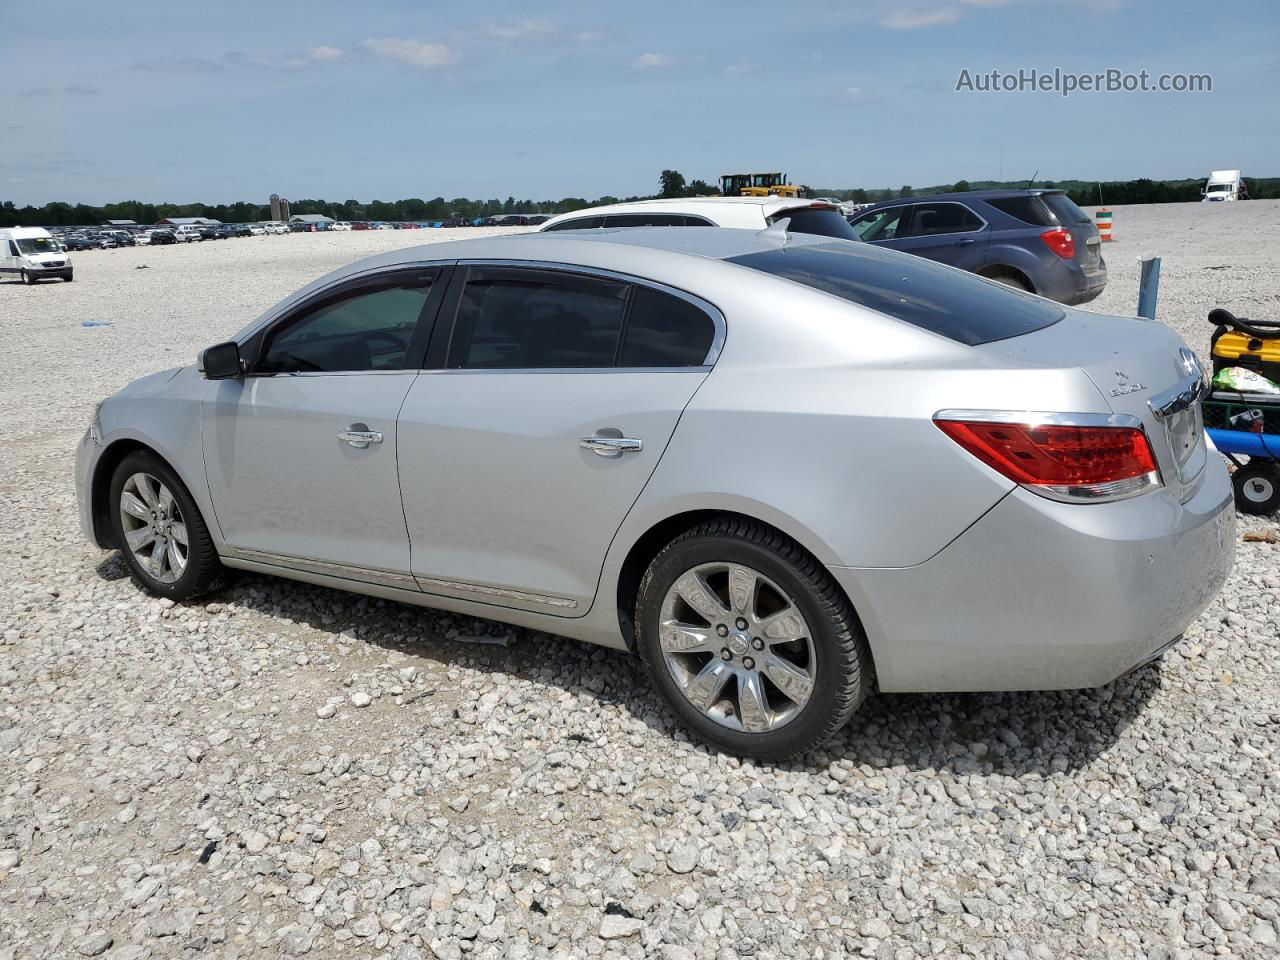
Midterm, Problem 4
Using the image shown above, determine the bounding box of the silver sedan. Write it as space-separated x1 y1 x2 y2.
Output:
75 228 1235 759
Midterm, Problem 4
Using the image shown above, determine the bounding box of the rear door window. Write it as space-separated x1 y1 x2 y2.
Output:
899 202 983 236
448 268 629 368
542 216 606 231
619 287 716 366
727 242 1063 346
1039 194 1092 225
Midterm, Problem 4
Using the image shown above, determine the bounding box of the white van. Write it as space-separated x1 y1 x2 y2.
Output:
0 227 73 283
1202 170 1247 202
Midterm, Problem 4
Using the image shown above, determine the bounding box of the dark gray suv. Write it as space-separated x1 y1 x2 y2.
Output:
848 190 1107 305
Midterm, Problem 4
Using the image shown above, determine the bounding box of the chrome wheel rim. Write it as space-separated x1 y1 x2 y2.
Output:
659 562 817 734
119 473 188 584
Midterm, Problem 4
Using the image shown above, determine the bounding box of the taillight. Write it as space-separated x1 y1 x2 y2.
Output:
1040 227 1075 259
934 414 1161 502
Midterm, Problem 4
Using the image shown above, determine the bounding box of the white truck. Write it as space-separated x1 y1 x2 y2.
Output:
1202 170 1247 202
0 226 73 283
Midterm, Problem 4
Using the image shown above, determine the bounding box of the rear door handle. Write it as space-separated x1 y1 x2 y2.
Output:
580 436 643 457
338 424 383 449
955 238 975 246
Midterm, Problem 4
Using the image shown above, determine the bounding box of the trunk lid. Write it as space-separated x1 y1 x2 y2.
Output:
1039 193 1103 271
977 309 1207 501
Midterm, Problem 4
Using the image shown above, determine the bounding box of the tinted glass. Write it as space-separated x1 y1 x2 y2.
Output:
902 203 983 236
850 206 906 241
727 242 1063 346
984 196 1052 226
1040 194 1092 225
542 216 605 231
449 270 628 368
259 282 431 373
603 213 689 227
620 287 715 366
774 208 859 239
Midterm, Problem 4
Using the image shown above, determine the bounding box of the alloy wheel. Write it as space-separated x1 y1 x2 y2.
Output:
119 472 189 584
658 561 817 733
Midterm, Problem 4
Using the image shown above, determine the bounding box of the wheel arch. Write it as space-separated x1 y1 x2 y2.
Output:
977 263 1035 292
90 438 167 549
612 508 870 668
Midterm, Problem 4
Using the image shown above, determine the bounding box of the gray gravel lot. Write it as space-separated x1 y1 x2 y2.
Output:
1 206 1278 960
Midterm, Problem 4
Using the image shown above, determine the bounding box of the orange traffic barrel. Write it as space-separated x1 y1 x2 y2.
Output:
1095 208 1113 242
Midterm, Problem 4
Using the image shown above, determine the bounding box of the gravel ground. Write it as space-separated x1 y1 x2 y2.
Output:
0 206 1277 960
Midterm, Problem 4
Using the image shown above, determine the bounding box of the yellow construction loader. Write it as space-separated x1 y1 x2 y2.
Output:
719 172 801 198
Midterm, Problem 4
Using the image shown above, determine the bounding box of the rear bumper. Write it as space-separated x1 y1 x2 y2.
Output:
831 459 1235 692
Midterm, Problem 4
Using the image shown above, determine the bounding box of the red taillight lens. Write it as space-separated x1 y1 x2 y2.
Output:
935 417 1160 501
1040 227 1075 259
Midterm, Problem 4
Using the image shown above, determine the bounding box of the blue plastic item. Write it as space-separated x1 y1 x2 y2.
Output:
1208 427 1280 460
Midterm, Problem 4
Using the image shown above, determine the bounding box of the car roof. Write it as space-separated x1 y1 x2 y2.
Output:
540 195 825 229
859 188 1067 210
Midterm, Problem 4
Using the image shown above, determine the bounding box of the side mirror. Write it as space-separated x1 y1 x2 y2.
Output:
200 341 244 380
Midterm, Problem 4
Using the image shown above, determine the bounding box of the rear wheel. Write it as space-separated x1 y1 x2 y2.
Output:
636 518 870 760
983 269 1031 292
109 451 226 600
1233 463 1280 514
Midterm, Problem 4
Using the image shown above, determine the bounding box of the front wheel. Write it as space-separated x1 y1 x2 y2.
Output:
21 270 34 285
109 451 226 600
635 519 871 761
1234 463 1280 515
63 272 74 283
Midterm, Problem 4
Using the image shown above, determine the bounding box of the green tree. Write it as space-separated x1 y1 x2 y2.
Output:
952 180 971 192
659 169 687 198
851 188 869 203
898 185 914 198
686 179 718 196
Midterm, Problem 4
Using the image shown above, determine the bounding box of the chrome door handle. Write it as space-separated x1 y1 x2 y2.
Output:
338 427 383 449
580 436 643 457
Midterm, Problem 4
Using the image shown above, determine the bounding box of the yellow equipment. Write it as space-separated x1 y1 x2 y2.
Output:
720 172 801 198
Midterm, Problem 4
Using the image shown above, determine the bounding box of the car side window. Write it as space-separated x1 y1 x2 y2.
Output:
619 287 716 366
448 269 629 369
543 216 605 232
900 203 983 237
258 279 434 374
7 241 17 257
850 206 905 241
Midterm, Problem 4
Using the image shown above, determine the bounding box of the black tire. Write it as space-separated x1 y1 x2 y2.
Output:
21 270 34 285
63 273 74 283
108 450 226 600
1233 463 1280 515
983 269 1031 292
635 518 871 761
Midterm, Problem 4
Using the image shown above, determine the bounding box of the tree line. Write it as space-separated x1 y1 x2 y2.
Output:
2 171 1276 228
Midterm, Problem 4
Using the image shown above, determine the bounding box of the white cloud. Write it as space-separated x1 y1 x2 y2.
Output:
308 45 343 61
880 6 962 28
132 57 224 74
360 37 458 69
575 28 606 44
486 20 555 42
832 85 880 105
630 52 672 69
725 58 756 76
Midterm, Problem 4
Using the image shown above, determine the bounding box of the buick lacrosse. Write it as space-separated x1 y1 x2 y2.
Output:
76 227 1234 759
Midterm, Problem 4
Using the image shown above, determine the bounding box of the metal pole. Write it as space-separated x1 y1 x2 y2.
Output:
1137 256 1161 320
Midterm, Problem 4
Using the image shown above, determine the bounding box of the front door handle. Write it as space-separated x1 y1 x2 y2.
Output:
955 237 975 246
338 424 383 449
580 436 643 457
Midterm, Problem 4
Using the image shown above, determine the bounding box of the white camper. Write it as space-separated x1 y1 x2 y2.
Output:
1202 170 1247 202
0 227 73 283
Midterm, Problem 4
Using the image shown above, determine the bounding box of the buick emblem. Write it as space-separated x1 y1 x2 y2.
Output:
1110 370 1146 397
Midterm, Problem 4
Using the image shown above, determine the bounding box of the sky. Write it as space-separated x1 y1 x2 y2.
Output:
3 0 1278 205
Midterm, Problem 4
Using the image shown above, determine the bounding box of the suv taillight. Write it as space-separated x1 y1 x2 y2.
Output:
1040 227 1075 259
934 414 1161 502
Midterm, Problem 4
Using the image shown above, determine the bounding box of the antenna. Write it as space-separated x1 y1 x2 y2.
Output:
1025 169 1038 189
758 217 791 247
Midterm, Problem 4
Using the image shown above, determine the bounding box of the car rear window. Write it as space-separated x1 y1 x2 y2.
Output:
1039 194 1092 225
770 207 859 240
984 196 1054 226
726 242 1063 346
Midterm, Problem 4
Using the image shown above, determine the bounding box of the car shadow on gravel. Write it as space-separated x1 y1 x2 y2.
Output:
198 570 1164 779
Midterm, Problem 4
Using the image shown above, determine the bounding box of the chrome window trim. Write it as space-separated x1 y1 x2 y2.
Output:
450 258 727 368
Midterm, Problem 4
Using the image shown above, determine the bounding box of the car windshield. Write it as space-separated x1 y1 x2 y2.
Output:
16 237 61 255
1206 184 1229 192
727 241 1064 346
